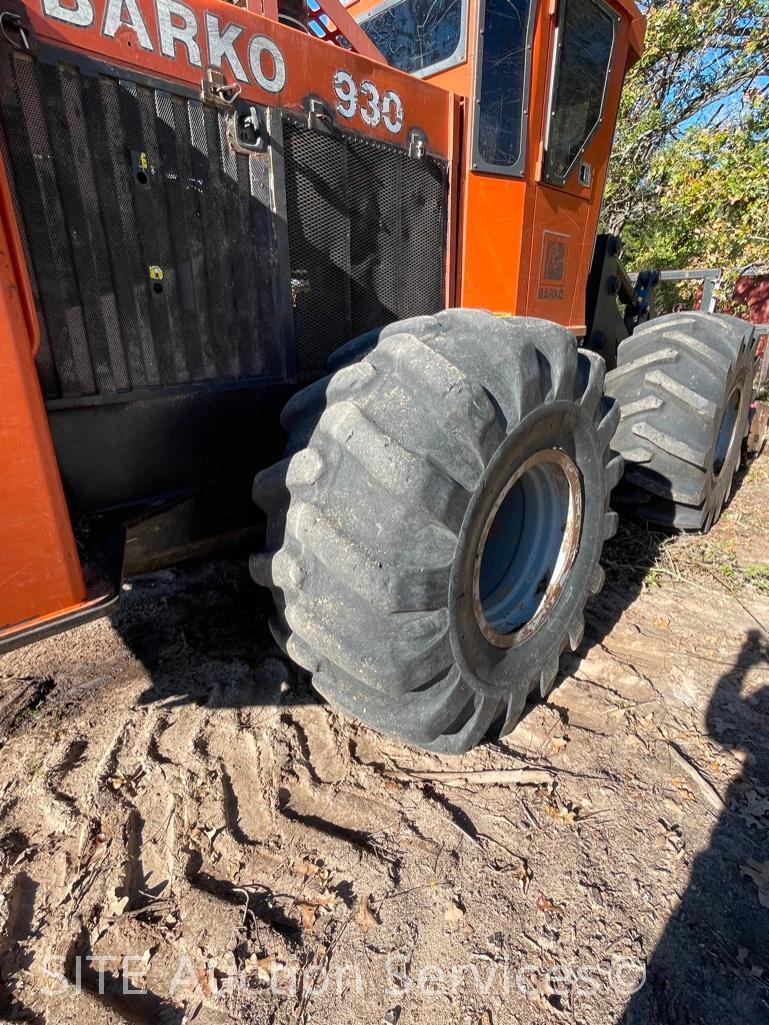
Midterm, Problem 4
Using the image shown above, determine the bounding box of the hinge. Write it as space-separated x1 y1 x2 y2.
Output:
535 139 546 182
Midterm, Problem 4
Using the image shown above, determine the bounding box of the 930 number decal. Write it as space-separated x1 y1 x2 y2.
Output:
332 70 404 135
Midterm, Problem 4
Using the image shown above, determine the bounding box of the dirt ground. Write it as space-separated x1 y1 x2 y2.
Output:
1 456 768 1025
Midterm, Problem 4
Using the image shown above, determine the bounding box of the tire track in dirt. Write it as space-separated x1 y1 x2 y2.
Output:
0 870 43 1023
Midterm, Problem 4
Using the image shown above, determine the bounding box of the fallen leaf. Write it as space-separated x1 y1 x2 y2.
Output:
355 897 378 934
739 788 769 829
245 954 283 983
196 963 216 997
741 860 769 908
670 777 696 802
217 950 237 978
544 802 578 826
537 894 567 916
444 901 465 925
108 894 130 918
296 895 335 931
513 860 532 893
295 859 319 877
731 945 764 981
524 971 566 1013
296 900 320 931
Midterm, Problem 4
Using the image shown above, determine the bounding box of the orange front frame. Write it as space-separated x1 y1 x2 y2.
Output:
0 163 87 637
0 0 458 642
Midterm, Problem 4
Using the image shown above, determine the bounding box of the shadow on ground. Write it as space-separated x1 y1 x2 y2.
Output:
111 512 673 724
618 629 769 1025
111 551 319 711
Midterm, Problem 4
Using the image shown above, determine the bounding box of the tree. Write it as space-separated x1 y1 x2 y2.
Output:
602 0 769 283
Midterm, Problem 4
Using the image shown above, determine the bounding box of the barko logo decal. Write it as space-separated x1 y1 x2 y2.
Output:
539 230 570 301
40 0 287 94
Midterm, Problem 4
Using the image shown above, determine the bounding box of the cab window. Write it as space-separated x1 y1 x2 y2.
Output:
474 0 533 173
544 0 616 184
359 0 466 75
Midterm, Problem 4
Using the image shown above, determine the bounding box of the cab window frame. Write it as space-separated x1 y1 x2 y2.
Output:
470 0 537 178
357 0 470 79
543 0 620 187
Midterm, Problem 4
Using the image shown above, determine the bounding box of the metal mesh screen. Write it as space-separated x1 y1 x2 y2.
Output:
283 116 447 380
0 50 284 403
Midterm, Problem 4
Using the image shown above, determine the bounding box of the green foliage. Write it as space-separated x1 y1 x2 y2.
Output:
745 562 769 593
621 96 769 279
603 0 769 285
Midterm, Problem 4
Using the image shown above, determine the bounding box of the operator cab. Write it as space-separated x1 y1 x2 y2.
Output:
358 0 617 183
351 0 644 332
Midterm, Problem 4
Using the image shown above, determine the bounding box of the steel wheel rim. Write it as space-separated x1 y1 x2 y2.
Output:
472 448 583 649
713 386 742 477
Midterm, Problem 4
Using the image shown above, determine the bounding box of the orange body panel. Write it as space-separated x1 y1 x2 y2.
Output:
0 169 86 633
460 0 642 327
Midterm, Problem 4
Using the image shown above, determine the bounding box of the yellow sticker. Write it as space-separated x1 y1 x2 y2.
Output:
138 151 149 170
148 265 163 281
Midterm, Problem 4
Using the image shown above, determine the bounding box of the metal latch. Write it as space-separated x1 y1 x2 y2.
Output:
307 97 333 133
290 269 311 308
201 66 241 109
228 105 269 154
408 128 427 160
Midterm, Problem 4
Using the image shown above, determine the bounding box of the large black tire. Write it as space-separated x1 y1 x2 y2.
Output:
251 311 621 753
606 312 757 530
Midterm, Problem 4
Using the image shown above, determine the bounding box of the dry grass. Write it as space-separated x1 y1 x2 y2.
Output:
603 455 769 598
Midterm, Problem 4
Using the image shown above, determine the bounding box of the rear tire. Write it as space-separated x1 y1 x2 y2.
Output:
252 311 620 753
606 312 757 530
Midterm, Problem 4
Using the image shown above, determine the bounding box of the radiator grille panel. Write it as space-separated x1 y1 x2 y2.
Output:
282 117 447 380
0 51 284 402
0 47 449 401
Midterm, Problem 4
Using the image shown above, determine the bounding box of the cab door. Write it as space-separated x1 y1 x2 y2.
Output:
525 0 622 333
